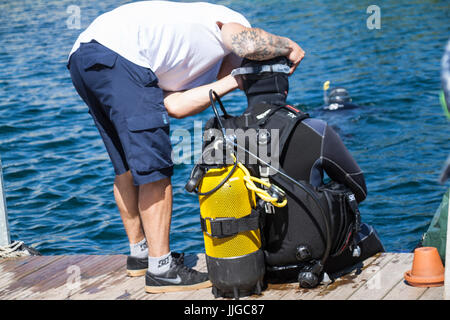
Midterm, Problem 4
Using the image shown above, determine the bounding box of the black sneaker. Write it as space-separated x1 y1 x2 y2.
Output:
126 252 184 277
145 257 211 293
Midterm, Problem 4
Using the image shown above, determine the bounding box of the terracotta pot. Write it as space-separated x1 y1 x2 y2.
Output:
404 247 444 287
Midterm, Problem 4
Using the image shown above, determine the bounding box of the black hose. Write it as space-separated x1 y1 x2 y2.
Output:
209 90 231 119
196 159 238 196
209 90 227 136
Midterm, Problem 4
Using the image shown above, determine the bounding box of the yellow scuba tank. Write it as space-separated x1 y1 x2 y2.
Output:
195 158 286 299
185 89 287 298
198 163 265 299
199 165 260 258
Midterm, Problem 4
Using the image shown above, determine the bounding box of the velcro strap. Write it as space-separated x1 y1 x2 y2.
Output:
200 209 260 238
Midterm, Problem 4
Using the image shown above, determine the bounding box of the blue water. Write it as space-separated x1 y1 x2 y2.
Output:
0 0 449 256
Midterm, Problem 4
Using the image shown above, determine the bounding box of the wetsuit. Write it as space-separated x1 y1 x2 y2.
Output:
226 101 370 269
244 102 368 203
282 115 367 203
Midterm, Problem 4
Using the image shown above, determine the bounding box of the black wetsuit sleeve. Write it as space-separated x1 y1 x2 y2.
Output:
321 124 368 203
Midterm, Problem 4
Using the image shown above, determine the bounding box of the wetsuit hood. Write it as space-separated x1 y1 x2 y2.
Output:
235 57 290 108
322 87 360 111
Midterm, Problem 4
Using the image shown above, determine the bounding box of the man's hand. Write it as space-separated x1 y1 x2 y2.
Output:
219 22 305 75
286 38 305 75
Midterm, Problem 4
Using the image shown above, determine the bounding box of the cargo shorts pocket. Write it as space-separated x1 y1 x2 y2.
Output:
126 112 173 174
80 42 118 71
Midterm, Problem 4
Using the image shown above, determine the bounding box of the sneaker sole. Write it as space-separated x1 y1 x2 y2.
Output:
145 280 212 293
127 268 147 277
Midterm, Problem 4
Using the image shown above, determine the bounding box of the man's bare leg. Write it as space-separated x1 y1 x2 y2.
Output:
138 177 172 258
139 177 211 292
114 171 145 244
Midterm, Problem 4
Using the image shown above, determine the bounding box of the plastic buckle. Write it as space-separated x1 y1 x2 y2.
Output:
202 216 214 237
203 216 236 238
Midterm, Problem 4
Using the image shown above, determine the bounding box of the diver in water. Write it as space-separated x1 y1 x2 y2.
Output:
321 81 361 111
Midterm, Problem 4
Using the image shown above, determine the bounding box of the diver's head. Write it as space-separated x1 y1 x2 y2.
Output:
322 83 359 111
328 87 352 105
232 56 290 108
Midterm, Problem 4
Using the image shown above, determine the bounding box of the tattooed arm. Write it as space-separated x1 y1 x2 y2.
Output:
163 23 304 118
218 22 305 74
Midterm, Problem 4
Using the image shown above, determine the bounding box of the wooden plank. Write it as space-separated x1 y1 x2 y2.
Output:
255 282 307 300
1 253 435 300
0 255 65 298
185 254 380 301
3 255 93 299
187 253 208 272
178 287 215 300
0 256 43 286
383 254 427 300
65 255 130 300
382 278 427 300
293 255 376 300
45 255 127 300
105 276 145 300
273 253 387 300
131 288 161 300
1 255 127 300
419 286 445 300
70 269 137 300
281 254 382 300
66 254 148 300
347 253 413 300
0 256 28 267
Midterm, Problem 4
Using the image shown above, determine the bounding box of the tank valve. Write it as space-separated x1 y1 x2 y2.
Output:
185 166 205 193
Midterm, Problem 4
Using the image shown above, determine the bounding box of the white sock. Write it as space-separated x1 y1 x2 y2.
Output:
148 252 172 275
129 238 148 259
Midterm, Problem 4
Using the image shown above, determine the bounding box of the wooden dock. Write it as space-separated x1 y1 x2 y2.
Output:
0 252 444 300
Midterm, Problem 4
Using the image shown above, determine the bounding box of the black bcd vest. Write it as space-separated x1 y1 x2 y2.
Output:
198 101 383 284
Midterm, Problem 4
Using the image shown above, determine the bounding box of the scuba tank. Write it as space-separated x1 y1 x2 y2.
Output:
198 161 265 299
186 91 287 299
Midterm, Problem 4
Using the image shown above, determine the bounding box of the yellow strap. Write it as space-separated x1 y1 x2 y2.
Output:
236 160 287 208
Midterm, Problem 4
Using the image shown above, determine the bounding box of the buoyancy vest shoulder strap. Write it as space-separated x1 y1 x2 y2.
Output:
257 104 310 156
202 103 309 172
210 102 308 145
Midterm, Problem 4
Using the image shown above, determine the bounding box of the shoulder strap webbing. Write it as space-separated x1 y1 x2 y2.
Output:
258 105 309 159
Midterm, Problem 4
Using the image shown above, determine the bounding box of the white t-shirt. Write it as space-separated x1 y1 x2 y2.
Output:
69 1 251 91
